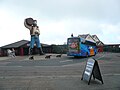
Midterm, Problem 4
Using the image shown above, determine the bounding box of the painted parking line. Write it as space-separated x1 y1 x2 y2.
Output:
60 60 73 63
96 54 105 60
103 73 120 76
0 75 82 79
0 66 23 67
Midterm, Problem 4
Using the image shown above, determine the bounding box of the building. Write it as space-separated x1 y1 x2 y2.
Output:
78 34 104 52
78 34 96 43
92 35 104 52
0 40 52 56
0 40 67 56
104 44 120 53
0 40 29 56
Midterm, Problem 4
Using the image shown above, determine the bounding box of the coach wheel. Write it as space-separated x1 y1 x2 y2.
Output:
86 52 89 57
94 52 96 56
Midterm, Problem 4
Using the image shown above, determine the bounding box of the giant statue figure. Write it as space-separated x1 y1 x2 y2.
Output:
24 18 44 55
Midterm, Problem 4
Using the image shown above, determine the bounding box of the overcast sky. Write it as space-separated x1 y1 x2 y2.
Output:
0 0 120 46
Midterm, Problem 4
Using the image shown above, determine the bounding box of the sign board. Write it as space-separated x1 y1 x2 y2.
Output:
81 58 103 85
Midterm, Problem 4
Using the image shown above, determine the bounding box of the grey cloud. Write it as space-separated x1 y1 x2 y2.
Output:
2 0 120 23
34 0 120 23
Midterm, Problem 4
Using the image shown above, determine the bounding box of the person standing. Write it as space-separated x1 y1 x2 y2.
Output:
24 18 44 55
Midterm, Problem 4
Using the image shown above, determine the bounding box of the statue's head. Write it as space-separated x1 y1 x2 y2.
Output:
33 20 37 26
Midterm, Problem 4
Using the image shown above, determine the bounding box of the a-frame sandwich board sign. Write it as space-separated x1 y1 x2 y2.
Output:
81 58 104 85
